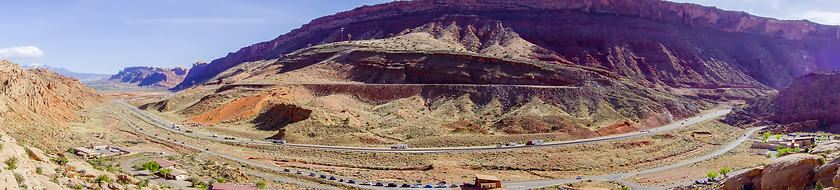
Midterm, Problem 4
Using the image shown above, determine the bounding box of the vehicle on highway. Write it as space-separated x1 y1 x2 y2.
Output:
360 181 371 185
436 184 447 188
320 174 326 178
347 180 356 184
205 148 209 151
328 176 336 180
374 182 384 186
526 140 544 145
388 183 397 187
401 184 411 187
424 184 434 188
273 140 286 144
411 184 421 188
449 184 459 188
496 144 503 148
506 142 516 146
296 171 303 174
391 144 408 149
309 173 317 177
186 130 193 133
695 180 707 184
212 134 218 137
338 178 345 182
576 176 582 180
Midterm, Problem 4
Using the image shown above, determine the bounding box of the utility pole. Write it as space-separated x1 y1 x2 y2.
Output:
341 27 345 42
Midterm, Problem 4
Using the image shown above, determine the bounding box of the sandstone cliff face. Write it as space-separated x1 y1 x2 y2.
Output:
110 65 190 89
176 0 840 90
725 72 840 132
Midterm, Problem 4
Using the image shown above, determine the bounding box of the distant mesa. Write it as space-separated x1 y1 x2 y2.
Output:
107 65 191 89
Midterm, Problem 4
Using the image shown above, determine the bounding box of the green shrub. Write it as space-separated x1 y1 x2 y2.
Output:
51 157 68 165
256 181 266 189
5 157 17 170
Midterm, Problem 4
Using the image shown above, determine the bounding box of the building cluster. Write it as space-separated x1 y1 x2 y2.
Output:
73 143 129 159
751 134 817 150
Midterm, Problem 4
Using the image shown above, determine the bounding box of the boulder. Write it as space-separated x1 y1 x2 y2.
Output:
813 141 840 154
27 147 49 162
117 174 140 185
108 182 125 190
761 154 823 190
721 167 763 190
815 155 840 186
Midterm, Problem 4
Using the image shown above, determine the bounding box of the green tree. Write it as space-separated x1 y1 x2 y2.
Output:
217 178 227 183
256 181 266 189
159 168 172 175
764 132 771 139
816 181 824 190
707 171 719 180
776 134 782 140
142 161 160 173
720 167 731 177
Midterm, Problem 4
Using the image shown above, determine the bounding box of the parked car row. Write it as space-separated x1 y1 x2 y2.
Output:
284 168 458 188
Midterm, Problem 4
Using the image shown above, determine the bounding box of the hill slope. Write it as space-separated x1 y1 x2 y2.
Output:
0 60 107 148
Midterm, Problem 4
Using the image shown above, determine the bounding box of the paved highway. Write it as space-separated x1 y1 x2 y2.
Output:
504 127 764 190
114 100 752 189
114 100 731 153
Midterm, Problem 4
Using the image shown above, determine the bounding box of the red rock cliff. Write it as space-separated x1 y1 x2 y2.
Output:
176 0 840 90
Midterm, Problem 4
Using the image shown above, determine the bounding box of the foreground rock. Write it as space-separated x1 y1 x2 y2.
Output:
722 143 840 190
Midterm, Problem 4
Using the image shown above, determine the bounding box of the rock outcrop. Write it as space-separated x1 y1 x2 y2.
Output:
176 0 840 90
722 154 824 190
109 66 190 89
725 72 840 132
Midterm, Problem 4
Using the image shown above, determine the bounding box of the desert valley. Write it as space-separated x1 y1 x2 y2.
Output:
2 0 840 190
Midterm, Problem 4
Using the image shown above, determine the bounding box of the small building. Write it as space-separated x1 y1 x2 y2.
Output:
211 183 259 190
474 174 503 189
152 159 179 169
166 169 189 180
793 137 816 147
91 143 109 150
74 147 101 158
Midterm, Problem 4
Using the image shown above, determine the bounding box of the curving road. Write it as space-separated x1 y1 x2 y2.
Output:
112 111 340 190
114 100 731 153
114 99 754 190
503 126 765 190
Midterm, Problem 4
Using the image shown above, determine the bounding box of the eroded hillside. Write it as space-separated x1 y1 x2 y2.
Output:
0 60 106 148
140 36 714 147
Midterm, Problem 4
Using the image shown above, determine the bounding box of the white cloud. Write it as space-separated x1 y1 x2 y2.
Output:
0 46 45 59
800 10 840 25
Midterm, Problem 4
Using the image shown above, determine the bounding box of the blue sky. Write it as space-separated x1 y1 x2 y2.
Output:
2 0 839 74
